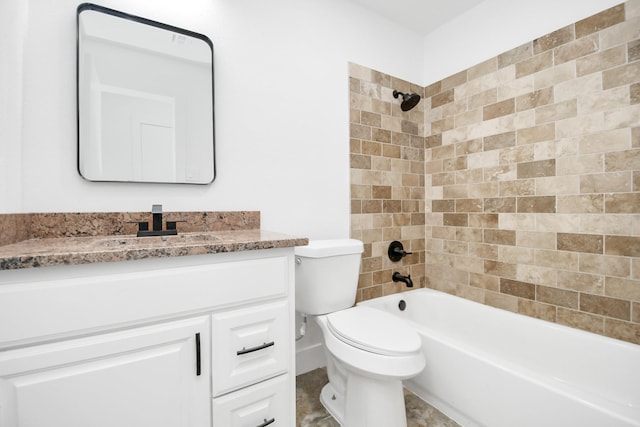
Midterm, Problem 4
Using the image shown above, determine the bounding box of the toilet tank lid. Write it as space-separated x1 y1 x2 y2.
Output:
295 239 363 258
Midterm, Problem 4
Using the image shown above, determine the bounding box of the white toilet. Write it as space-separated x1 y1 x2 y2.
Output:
295 239 425 427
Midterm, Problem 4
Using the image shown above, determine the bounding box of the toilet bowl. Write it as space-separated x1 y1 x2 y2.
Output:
315 307 425 427
295 239 425 427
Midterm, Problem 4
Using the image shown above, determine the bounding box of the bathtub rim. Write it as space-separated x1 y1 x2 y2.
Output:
358 288 640 351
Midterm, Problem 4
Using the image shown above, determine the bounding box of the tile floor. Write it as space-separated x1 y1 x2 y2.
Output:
296 368 460 427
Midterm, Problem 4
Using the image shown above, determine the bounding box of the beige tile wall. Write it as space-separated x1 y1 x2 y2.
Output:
349 63 426 301
424 1 640 344
350 0 640 345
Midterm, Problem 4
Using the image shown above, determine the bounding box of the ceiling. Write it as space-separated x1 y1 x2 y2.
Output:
350 0 485 36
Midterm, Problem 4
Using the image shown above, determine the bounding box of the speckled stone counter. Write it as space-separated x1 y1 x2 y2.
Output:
0 211 307 270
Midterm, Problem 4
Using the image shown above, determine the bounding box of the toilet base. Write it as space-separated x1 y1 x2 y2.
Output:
319 375 408 427
320 383 345 426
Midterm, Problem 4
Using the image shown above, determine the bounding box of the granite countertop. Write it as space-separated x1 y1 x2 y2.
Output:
0 230 308 270
0 211 307 270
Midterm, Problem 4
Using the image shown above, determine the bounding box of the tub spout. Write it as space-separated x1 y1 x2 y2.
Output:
392 272 413 287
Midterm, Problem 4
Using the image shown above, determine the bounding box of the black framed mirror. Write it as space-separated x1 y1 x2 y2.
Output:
77 3 215 184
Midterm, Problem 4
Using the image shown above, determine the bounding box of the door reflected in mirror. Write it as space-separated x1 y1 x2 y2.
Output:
77 3 215 184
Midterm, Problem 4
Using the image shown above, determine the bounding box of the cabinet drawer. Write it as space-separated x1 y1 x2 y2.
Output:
212 301 289 396
212 374 290 427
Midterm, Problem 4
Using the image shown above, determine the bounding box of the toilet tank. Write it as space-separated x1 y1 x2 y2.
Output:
294 239 364 315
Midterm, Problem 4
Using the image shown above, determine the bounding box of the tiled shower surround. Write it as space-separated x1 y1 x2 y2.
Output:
350 67 427 300
350 0 640 345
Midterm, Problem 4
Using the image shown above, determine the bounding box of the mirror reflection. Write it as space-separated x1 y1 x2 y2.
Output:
77 3 215 184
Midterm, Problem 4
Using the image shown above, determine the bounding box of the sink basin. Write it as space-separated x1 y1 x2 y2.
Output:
169 233 223 243
91 233 223 248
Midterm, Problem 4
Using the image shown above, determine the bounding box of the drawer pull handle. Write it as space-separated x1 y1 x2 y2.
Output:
195 333 201 376
236 341 275 355
257 418 275 427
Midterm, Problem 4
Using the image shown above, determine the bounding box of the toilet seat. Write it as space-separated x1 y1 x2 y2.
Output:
327 306 421 357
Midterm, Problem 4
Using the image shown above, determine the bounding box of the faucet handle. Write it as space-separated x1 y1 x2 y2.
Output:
166 220 186 231
388 240 412 262
127 221 149 236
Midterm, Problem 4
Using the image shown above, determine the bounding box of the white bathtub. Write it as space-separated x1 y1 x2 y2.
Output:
359 288 640 427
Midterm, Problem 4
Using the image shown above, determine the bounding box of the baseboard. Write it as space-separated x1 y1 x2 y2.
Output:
295 342 326 376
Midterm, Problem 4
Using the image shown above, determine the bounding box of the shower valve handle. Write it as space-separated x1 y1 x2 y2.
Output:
393 247 412 256
388 241 412 262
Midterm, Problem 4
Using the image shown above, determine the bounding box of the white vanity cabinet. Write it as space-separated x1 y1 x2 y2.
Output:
0 248 296 427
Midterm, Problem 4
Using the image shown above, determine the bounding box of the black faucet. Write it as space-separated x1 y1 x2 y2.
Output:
392 272 413 288
134 204 180 237
152 204 163 232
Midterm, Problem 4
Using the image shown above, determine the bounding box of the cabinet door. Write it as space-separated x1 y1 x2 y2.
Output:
212 301 289 396
212 374 289 427
0 316 210 427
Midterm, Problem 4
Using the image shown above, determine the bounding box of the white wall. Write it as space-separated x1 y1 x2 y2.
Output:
0 0 27 213
1 0 424 239
422 0 623 85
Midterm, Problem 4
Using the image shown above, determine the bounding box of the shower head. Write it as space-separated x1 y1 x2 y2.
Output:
393 90 421 111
